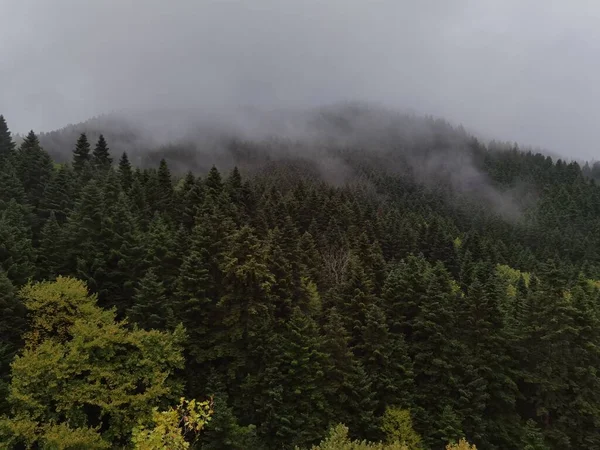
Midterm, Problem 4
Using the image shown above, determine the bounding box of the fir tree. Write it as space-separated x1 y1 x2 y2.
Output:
0 269 25 413
128 268 172 330
15 130 54 210
72 132 91 173
38 164 75 224
37 211 66 279
92 134 112 170
0 200 35 285
0 115 15 161
118 152 133 190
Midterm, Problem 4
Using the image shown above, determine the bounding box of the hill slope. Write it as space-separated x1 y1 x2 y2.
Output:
0 108 599 449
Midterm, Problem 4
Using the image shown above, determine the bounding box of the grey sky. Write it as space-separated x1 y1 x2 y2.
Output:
2 0 600 159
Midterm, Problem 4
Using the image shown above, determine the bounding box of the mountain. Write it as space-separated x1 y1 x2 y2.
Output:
0 107 599 449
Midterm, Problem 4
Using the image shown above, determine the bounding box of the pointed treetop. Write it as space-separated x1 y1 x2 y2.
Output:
92 134 112 169
0 115 15 160
21 130 40 149
118 152 133 189
72 133 91 172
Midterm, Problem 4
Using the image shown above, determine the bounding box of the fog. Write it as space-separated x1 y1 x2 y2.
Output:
2 0 600 159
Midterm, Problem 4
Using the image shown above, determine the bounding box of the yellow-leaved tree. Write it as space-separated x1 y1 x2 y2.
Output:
446 438 477 450
304 424 409 450
0 277 212 448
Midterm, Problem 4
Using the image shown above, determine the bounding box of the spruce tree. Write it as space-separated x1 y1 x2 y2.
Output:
96 192 144 314
118 152 133 190
359 304 415 421
143 213 180 293
156 158 174 215
92 134 112 170
0 115 15 162
15 130 54 210
128 268 172 330
0 200 35 285
321 307 378 440
0 159 26 208
37 211 66 279
38 164 75 224
247 308 328 449
72 132 91 173
66 180 104 287
0 269 25 413
217 225 274 379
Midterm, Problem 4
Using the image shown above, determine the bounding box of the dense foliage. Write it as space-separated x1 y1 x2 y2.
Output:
1 110 600 448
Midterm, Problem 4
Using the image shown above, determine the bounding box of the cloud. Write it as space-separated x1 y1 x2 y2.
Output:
2 0 600 159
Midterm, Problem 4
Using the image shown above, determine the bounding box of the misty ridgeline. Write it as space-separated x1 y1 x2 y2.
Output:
2 104 600 449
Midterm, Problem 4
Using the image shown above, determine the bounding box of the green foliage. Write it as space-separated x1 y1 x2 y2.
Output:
1 277 186 447
3 116 600 449
304 424 409 450
381 408 422 449
72 132 91 173
131 397 213 449
0 115 16 161
92 134 112 170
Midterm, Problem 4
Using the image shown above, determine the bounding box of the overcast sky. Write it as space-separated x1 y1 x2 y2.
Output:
2 0 600 158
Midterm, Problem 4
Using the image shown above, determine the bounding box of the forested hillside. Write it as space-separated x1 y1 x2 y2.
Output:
1 108 600 449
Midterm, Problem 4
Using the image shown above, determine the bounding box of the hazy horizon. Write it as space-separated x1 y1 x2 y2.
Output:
3 1 600 159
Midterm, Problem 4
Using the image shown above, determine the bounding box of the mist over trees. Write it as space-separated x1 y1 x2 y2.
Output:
1 107 600 448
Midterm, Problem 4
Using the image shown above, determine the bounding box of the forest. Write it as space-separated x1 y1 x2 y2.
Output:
0 107 600 449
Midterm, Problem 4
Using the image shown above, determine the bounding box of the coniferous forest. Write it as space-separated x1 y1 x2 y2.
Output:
2 107 600 449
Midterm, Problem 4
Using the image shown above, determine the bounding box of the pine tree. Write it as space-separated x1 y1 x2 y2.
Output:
247 308 328 449
199 391 262 450
0 115 15 162
72 132 91 173
92 134 112 170
411 263 465 447
0 200 35 285
96 192 144 314
118 152 133 190
156 158 174 215
128 177 150 230
37 211 67 279
0 269 25 413
38 164 75 224
15 130 54 210
381 255 432 340
321 307 378 440
0 159 26 209
179 176 205 230
217 225 274 379
359 304 415 420
66 180 104 287
143 213 180 293
173 219 218 378
128 268 172 330
205 166 224 199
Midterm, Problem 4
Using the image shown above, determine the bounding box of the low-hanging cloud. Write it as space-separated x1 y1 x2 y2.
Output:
3 0 600 160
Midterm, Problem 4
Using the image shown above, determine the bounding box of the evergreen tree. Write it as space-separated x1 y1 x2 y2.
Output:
0 200 35 285
247 308 328 449
38 164 75 224
72 132 91 173
118 152 133 190
321 307 378 440
15 130 54 210
0 159 26 209
92 134 112 170
0 270 25 413
156 158 174 214
128 268 172 330
0 115 15 161
36 211 67 279
359 304 415 420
